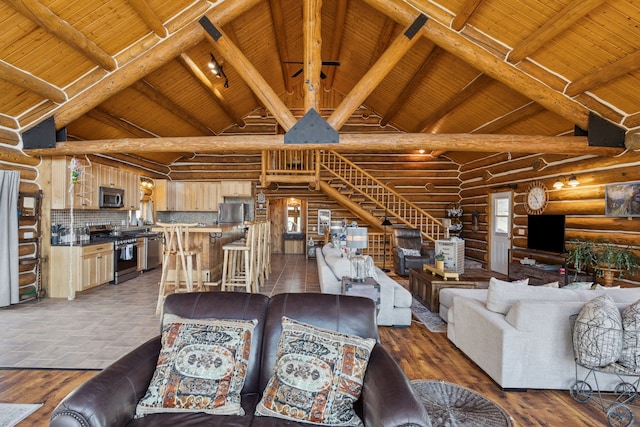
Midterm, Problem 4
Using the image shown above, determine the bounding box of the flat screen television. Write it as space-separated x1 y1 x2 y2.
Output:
527 214 566 253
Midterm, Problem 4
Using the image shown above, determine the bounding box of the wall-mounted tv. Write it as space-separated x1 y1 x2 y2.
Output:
527 214 566 254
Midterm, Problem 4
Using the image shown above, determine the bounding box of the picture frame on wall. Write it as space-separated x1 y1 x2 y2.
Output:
605 182 640 217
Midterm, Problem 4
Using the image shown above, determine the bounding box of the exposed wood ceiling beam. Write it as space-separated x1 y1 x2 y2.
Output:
132 80 215 135
5 0 117 71
304 0 322 113
0 60 66 103
362 0 591 130
96 153 171 176
368 17 396 69
127 0 167 37
0 129 20 146
268 0 292 93
566 49 640 97
507 0 607 64
450 0 484 31
50 0 261 131
86 108 156 138
323 0 347 90
25 134 623 157
419 73 494 133
328 14 427 130
200 16 297 131
381 43 437 127
472 102 546 134
177 54 245 128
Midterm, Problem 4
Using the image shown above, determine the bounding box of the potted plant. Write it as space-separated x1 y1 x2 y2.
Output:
435 252 446 271
566 239 640 286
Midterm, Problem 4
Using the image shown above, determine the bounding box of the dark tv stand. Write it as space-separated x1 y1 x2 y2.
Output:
508 249 593 286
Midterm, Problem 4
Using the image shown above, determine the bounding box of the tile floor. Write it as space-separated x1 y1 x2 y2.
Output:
0 254 320 370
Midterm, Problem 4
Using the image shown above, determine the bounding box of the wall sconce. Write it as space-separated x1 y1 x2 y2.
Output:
140 178 154 189
208 53 229 88
553 174 580 189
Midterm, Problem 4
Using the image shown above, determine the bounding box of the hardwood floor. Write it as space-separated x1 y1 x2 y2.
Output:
0 255 613 426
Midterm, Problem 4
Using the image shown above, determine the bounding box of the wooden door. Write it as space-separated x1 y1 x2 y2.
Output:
269 198 287 254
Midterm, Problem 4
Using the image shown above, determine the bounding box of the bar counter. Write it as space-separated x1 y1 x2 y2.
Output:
152 223 246 284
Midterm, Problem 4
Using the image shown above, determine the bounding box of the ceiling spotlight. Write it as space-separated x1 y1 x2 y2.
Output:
568 174 580 187
208 53 229 88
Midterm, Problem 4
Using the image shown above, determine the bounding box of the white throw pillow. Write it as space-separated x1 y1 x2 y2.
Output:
573 295 623 368
619 299 640 372
326 255 351 280
541 281 559 288
489 277 529 287
563 282 593 290
322 243 341 258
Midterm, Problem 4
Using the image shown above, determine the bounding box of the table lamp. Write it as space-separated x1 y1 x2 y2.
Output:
346 227 368 282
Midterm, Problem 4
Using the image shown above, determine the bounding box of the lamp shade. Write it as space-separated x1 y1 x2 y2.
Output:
381 217 392 227
346 227 368 249
330 221 343 236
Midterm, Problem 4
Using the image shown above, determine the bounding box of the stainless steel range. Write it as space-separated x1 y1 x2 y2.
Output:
87 224 139 284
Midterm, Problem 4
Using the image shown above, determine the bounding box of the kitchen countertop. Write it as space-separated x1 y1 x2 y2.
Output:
151 223 246 233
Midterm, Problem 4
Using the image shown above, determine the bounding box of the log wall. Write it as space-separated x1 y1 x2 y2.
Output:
460 150 640 286
0 142 45 299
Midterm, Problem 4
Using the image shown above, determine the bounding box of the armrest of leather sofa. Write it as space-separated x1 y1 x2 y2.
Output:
50 337 161 427
361 344 431 426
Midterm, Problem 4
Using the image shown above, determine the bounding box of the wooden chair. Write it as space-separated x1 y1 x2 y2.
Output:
156 222 203 313
221 223 255 293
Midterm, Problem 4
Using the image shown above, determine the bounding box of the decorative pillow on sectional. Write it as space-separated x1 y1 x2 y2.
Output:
135 315 257 418
322 243 341 258
619 299 640 372
400 247 421 257
541 281 559 288
563 281 593 290
325 255 352 280
255 316 376 426
573 294 623 368
489 277 529 287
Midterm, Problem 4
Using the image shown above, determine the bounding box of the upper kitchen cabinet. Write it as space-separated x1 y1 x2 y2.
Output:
51 157 140 210
220 181 252 198
51 156 98 209
154 180 224 212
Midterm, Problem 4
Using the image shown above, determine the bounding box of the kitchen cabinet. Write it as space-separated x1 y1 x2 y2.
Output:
221 180 252 197
49 243 114 297
51 156 98 209
51 157 140 210
154 180 223 211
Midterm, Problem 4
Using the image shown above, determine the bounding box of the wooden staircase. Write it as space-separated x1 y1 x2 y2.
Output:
260 149 445 242
318 151 444 242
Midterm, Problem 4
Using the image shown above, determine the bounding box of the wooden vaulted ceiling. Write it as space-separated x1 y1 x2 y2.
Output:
2 0 640 176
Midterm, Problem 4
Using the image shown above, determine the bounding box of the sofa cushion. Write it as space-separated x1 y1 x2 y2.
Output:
255 316 375 426
563 281 593 289
619 299 640 371
399 248 421 256
573 295 623 368
325 254 351 281
136 315 257 417
322 243 341 258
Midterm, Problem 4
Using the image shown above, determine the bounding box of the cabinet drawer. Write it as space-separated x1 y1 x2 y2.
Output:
82 243 113 256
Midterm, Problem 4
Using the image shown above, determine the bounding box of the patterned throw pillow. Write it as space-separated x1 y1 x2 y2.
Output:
573 295 623 368
400 248 421 256
619 299 640 372
255 317 376 426
136 315 257 417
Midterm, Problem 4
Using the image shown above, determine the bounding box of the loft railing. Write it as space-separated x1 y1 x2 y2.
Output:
260 149 318 187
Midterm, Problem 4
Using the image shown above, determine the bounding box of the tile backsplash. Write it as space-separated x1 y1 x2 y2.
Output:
51 209 130 230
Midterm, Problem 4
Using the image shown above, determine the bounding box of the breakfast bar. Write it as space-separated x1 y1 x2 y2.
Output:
151 223 246 284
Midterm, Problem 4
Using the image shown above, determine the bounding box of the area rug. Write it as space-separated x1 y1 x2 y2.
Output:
411 380 514 427
0 403 43 427
411 298 447 333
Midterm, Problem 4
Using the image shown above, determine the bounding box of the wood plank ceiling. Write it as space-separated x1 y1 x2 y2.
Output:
1 0 639 176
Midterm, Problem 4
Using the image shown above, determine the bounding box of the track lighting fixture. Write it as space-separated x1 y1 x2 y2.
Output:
208 53 229 88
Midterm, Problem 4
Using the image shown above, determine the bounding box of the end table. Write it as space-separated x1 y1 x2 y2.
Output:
341 276 381 309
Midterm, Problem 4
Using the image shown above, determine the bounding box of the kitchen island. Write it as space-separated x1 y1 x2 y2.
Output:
152 223 246 284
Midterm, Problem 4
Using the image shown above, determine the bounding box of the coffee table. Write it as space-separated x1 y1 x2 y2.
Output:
409 268 477 312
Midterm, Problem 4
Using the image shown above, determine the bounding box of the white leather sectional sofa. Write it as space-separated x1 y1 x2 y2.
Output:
316 243 412 327
439 280 640 390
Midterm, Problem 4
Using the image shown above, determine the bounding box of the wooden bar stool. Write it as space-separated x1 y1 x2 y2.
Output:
221 224 255 293
156 222 203 313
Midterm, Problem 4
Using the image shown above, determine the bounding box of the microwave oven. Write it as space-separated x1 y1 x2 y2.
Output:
99 186 124 208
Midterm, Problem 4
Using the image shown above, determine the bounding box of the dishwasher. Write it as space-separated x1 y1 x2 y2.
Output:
139 233 161 271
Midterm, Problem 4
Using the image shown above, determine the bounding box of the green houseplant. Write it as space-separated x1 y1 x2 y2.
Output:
566 239 640 286
435 252 446 270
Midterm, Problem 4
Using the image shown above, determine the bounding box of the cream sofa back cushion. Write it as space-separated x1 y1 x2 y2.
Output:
487 280 580 314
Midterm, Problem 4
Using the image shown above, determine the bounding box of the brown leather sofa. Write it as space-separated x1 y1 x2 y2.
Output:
392 227 435 276
50 292 431 426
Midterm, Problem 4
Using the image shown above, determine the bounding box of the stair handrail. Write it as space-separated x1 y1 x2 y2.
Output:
318 150 444 242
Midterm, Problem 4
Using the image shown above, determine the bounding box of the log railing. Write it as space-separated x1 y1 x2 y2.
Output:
260 149 319 187
318 150 444 242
